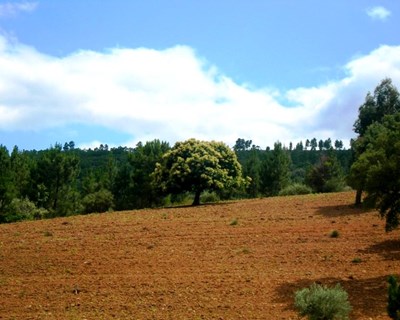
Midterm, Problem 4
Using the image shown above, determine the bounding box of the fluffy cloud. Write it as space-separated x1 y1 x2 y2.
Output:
366 6 391 21
0 1 38 17
1 35 400 149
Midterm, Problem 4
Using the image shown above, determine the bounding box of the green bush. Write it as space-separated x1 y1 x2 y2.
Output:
330 230 340 238
82 189 114 214
5 198 48 222
388 275 400 319
279 183 312 196
294 283 351 320
201 191 220 203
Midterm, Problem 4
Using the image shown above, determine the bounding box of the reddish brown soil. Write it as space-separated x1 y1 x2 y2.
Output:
1 192 399 319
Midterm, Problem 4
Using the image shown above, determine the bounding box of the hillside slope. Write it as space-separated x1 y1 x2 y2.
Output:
1 192 399 319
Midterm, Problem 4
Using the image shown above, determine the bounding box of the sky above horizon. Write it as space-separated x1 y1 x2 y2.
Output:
0 0 400 151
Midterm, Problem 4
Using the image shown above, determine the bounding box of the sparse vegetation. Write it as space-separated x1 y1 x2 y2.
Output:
279 183 312 196
330 230 340 238
230 218 238 226
351 257 362 264
294 283 351 320
388 275 400 319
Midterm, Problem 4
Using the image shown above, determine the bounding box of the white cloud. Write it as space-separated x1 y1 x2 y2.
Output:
0 35 400 149
0 1 38 17
366 6 391 21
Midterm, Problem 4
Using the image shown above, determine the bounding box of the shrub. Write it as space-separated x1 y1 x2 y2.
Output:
388 275 400 319
279 183 312 196
294 283 351 320
5 198 48 222
201 191 220 203
81 189 114 214
330 230 340 238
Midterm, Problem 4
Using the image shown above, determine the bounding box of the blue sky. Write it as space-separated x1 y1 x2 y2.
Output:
0 1 399 150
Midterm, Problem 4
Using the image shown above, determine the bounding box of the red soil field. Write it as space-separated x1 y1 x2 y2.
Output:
1 192 399 319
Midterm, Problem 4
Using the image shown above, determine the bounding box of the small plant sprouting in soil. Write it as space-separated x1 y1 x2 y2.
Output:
352 257 362 264
43 230 53 237
230 218 238 226
241 247 251 254
330 230 340 238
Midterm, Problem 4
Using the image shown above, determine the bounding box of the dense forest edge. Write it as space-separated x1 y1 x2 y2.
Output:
1 78 400 231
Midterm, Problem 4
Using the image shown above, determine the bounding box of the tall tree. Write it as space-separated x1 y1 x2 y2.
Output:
349 113 400 231
261 142 291 196
243 148 262 198
306 153 344 193
31 144 80 216
153 139 244 205
127 140 170 208
0 145 15 221
351 78 400 204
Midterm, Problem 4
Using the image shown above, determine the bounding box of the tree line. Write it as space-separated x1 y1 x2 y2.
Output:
1 78 399 231
0 136 351 223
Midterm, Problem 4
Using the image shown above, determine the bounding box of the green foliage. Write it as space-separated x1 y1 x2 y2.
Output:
30 144 80 216
201 191 220 203
261 142 291 196
5 198 48 222
294 283 351 320
330 230 340 238
349 113 400 231
388 275 400 319
0 145 15 220
153 139 244 205
279 183 312 196
306 154 345 193
81 189 114 214
354 78 400 136
351 257 362 264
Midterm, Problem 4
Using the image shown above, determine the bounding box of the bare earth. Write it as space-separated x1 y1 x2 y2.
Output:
1 192 400 320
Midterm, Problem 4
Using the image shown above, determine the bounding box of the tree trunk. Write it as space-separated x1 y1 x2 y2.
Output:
355 188 362 206
192 190 201 206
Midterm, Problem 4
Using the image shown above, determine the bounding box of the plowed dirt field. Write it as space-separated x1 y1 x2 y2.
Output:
1 192 400 319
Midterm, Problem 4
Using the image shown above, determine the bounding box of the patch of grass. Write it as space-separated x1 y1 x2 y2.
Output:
351 257 362 264
43 230 53 237
229 218 238 226
330 230 340 238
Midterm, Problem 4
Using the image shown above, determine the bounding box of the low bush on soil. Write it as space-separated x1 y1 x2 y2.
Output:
82 189 114 214
201 191 220 203
351 257 362 264
388 275 400 319
330 230 340 238
294 283 351 320
279 183 312 196
4 198 48 222
230 218 238 226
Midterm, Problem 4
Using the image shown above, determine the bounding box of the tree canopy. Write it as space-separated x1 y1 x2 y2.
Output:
153 139 244 205
349 113 400 231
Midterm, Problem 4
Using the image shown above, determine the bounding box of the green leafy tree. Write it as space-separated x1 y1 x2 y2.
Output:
153 139 244 205
233 138 252 152
31 144 80 216
261 142 291 196
349 114 400 231
10 146 31 199
127 140 170 208
351 79 400 205
306 153 344 193
0 145 15 221
243 148 262 197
